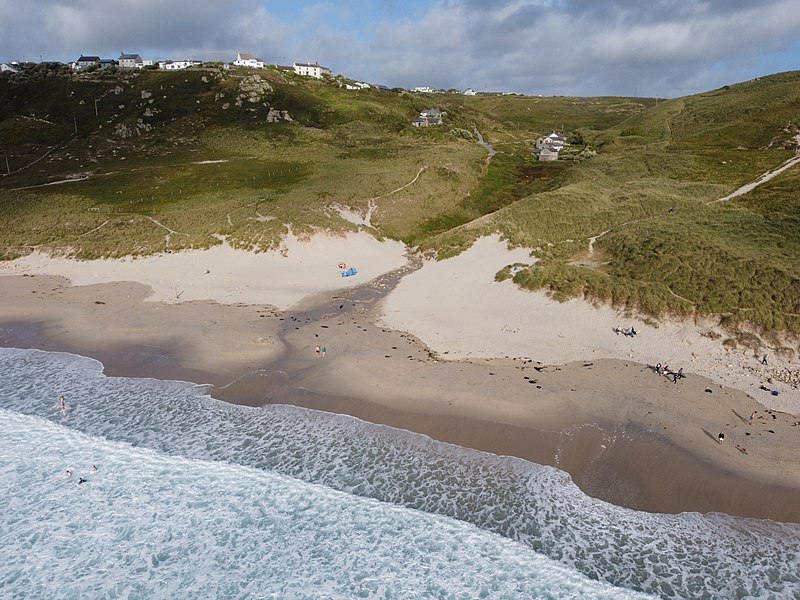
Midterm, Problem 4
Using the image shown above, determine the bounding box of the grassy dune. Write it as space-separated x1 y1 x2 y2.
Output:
1 66 799 341
424 73 800 339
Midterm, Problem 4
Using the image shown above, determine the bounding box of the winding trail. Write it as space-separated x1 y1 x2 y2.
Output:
374 166 427 199
472 125 496 158
77 220 111 239
347 166 428 228
587 230 611 257
711 134 800 203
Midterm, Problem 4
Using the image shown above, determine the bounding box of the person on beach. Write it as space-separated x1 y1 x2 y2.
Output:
677 368 684 379
762 354 768 365
90 465 98 473
78 477 88 484
315 345 321 357
321 346 326 357
749 411 757 425
64 469 73 478
718 432 725 445
656 363 661 375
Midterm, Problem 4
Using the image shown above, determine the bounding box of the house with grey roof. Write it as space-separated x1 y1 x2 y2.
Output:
118 53 151 69
74 55 101 70
533 131 568 161
412 108 444 127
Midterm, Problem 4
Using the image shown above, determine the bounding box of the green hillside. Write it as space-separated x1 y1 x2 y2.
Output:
1 65 799 342
434 72 800 339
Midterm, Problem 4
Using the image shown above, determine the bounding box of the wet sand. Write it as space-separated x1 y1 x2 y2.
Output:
2 270 799 523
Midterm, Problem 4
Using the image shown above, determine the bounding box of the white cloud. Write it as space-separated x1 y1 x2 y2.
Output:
2 0 799 96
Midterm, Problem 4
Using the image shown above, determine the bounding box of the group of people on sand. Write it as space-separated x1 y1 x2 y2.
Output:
655 363 685 383
613 326 638 337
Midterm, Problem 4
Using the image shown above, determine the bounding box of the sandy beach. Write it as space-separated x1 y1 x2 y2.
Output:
1 232 799 522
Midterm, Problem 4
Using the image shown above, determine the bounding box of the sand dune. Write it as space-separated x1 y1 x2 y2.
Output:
380 235 800 415
0 232 407 310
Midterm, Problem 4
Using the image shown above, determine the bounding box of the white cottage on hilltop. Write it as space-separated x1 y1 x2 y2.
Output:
234 53 265 69
160 60 202 70
293 62 331 79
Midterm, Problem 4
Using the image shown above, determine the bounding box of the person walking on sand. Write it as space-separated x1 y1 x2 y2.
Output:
314 345 321 357
718 432 725 445
762 354 768 365
321 346 326 357
749 410 757 425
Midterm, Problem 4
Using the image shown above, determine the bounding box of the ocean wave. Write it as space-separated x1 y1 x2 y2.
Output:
0 409 650 599
1 347 798 599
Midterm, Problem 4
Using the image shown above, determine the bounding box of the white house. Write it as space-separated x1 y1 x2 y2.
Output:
462 88 477 96
345 81 370 90
539 132 567 151
412 86 435 93
233 53 264 69
533 131 568 161
293 62 331 79
160 60 201 70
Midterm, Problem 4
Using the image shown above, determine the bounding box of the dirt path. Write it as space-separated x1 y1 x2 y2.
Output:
711 134 800 203
472 125 496 158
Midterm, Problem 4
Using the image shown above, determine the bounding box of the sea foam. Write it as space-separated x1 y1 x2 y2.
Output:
1 409 652 599
1 347 798 599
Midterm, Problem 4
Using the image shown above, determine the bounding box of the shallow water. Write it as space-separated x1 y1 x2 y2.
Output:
1 347 799 599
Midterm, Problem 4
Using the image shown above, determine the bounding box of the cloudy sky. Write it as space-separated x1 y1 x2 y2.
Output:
2 0 799 97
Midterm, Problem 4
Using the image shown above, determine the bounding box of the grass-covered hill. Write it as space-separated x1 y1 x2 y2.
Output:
449 72 800 343
1 64 799 345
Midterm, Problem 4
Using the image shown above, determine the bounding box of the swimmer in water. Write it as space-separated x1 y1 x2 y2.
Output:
78 477 88 484
90 465 98 473
64 469 73 478
59 396 66 409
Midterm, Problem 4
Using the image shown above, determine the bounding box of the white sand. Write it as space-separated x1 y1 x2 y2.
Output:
3 228 797 415
379 235 800 415
0 232 408 310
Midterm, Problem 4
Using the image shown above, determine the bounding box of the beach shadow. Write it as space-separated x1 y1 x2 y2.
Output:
701 428 719 444
731 409 748 425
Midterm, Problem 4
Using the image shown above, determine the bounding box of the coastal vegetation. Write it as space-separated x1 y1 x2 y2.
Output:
1 65 799 338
